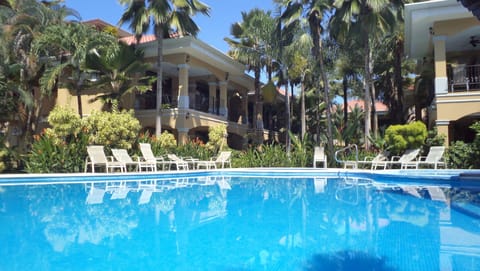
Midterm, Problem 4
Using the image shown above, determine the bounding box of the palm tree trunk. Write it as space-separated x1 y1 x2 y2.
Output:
253 66 263 143
76 92 83 118
301 80 306 139
363 37 372 150
285 77 291 154
155 26 164 136
371 82 378 137
310 14 333 163
393 38 404 124
343 75 348 144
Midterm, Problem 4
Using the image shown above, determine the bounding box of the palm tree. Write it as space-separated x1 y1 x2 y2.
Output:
225 9 276 140
34 22 118 117
279 0 334 163
118 0 210 136
331 0 398 149
280 16 313 140
3 0 78 140
85 42 154 110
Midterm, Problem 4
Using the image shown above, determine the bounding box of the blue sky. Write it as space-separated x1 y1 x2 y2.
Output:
63 0 275 53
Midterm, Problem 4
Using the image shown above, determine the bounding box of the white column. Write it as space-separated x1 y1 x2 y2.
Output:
208 82 217 114
433 36 448 95
219 81 228 118
178 64 190 109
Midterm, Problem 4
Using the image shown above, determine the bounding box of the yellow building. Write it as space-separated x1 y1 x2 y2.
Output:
405 0 480 144
54 20 281 149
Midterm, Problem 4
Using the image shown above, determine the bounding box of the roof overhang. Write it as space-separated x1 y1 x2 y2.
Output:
405 0 478 59
140 36 246 77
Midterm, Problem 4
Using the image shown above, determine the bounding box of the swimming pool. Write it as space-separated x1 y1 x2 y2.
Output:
1 169 480 270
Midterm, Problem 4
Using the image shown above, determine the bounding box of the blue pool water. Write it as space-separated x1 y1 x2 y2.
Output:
1 169 480 270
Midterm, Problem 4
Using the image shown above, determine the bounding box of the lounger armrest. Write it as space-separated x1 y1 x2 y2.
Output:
363 156 375 162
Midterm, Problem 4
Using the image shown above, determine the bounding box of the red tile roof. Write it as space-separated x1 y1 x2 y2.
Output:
335 99 389 113
120 32 182 45
120 34 157 45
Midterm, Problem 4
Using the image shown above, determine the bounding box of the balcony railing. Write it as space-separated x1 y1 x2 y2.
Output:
449 64 480 92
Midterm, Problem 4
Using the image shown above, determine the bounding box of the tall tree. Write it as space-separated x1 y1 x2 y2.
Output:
331 0 398 149
2 0 78 142
280 15 313 140
225 9 276 141
34 22 118 117
280 0 335 162
118 0 210 136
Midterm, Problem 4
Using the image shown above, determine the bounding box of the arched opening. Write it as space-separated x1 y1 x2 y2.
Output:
449 114 480 143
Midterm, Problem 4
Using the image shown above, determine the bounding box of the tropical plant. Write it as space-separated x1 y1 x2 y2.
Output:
85 41 154 110
118 0 210 136
446 141 475 169
279 0 335 161
1 0 79 147
34 22 118 117
225 9 276 138
25 106 88 173
206 124 228 153
331 0 400 148
234 143 290 168
25 131 89 173
333 104 364 147
289 131 311 167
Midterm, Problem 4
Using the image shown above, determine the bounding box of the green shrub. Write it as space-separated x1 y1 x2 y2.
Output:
176 138 214 160
0 149 7 172
206 124 228 152
234 143 290 168
25 132 88 173
471 121 480 168
384 121 427 155
46 106 82 139
446 141 475 169
83 109 141 149
137 131 177 156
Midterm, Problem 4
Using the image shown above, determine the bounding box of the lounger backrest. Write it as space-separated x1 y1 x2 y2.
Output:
111 149 134 163
399 148 420 162
216 151 231 162
139 143 156 161
373 151 389 162
425 146 445 163
314 147 325 160
87 145 108 163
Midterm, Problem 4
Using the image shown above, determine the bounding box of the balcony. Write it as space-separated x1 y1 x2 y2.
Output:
448 64 480 93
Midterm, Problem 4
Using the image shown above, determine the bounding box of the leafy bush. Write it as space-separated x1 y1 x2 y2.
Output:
25 132 89 173
46 106 82 138
177 138 214 161
289 132 311 167
384 121 427 155
471 121 480 168
83 109 141 149
422 127 446 155
446 141 475 169
0 149 7 172
25 107 141 172
137 131 177 156
206 124 228 152
234 143 290 168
